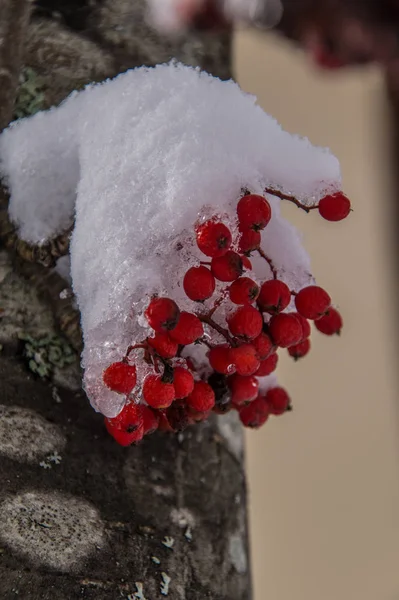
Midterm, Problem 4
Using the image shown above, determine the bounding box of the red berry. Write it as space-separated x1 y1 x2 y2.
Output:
241 255 252 271
318 192 351 222
105 421 144 446
148 332 178 358
208 345 236 375
211 251 243 282
188 407 212 422
239 396 270 428
166 401 193 431
186 381 215 412
196 220 232 257
145 297 180 332
103 362 137 395
105 402 145 446
292 312 311 340
143 374 175 409
237 194 272 231
183 266 216 301
255 353 278 376
269 313 303 348
288 339 311 360
158 412 174 432
227 305 263 340
252 332 274 360
169 311 204 345
295 286 331 320
238 229 261 253
314 307 343 335
229 344 260 376
229 277 260 305
265 387 290 415
228 374 259 406
142 406 160 435
257 280 291 314
173 366 195 399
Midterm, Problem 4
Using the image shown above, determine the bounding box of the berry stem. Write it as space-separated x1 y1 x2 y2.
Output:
264 186 318 213
207 288 227 318
197 313 234 345
124 343 148 360
257 248 278 279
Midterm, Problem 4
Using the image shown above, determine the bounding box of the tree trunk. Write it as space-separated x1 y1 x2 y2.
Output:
0 2 252 599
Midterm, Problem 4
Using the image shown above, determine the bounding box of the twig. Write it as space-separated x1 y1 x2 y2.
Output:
257 248 278 279
264 186 318 213
197 313 233 344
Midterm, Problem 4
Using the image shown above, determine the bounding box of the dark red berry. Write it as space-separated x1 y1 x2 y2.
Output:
211 251 243 282
142 406 160 435
318 192 351 222
229 277 260 305
255 353 278 376
227 305 263 340
241 255 252 271
238 229 261 253
166 401 193 431
148 332 178 358
239 396 270 428
229 344 260 376
314 307 343 335
257 280 291 314
237 194 272 231
169 311 204 344
183 266 216 301
265 387 290 415
103 362 137 395
288 339 311 360
145 297 180 332
143 374 175 409
252 332 274 360
186 381 215 412
269 313 303 348
208 345 236 375
196 220 232 257
228 374 259 406
292 312 311 340
173 366 195 398
295 286 331 320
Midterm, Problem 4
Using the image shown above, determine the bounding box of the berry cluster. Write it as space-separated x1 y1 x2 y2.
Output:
102 189 349 446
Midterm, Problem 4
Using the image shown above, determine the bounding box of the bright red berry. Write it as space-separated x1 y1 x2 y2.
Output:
173 366 195 399
208 345 236 375
104 402 144 446
103 362 137 395
183 266 216 301
142 406 160 435
169 312 204 345
255 353 278 376
265 387 290 415
252 332 274 360
143 374 175 409
295 286 331 320
227 305 263 340
196 220 232 257
211 251 243 282
148 332 178 359
237 194 272 231
239 396 270 428
257 280 291 314
241 255 252 271
292 312 311 340
269 313 303 348
318 192 351 222
288 339 311 360
228 374 259 406
314 307 343 335
229 344 260 376
105 421 144 446
145 297 180 332
186 381 215 412
229 277 260 305
238 229 261 254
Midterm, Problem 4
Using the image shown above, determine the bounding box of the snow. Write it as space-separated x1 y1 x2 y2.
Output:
0 62 341 418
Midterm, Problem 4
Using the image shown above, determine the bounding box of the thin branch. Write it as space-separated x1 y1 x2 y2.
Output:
264 186 318 213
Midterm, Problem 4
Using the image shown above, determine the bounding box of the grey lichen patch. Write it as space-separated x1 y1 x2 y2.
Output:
216 412 244 461
19 331 76 378
13 67 45 120
0 491 106 571
229 533 247 575
0 404 66 462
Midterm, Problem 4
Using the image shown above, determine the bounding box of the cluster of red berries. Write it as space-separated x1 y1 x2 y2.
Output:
102 189 350 446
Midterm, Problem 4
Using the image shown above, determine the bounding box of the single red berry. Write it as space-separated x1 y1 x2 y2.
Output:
145 297 180 332
169 311 204 345
292 312 311 340
241 255 252 271
208 345 236 375
257 280 291 314
103 362 137 395
228 374 259 406
173 366 195 399
269 313 303 348
196 220 232 257
227 305 263 340
183 266 216 301
237 194 272 231
106 402 144 432
229 277 260 305
186 381 215 412
295 286 331 320
314 307 343 335
252 332 274 360
318 192 351 222
255 353 278 376
148 332 178 359
288 339 311 360
239 396 270 428
211 251 243 282
143 374 175 409
265 387 290 415
229 344 260 376
105 420 144 446
142 406 160 435
238 229 261 254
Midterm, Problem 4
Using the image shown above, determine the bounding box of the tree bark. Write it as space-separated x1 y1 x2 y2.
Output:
0 3 252 599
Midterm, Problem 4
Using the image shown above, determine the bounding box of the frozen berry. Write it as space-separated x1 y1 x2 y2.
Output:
252 332 274 360
103 362 137 395
183 266 216 301
295 286 331 320
229 277 260 305
105 421 144 446
239 396 270 428
269 313 303 348
227 305 263 340
241 255 252 271
148 332 178 359
318 192 351 222
237 194 271 231
314 307 343 335
265 387 290 415
106 402 144 432
288 339 311 360
229 344 260 376
173 366 195 399
208 345 236 375
142 406 160 435
169 311 204 345
196 220 232 257
143 374 175 409
211 251 243 282
292 312 311 340
255 353 278 376
228 374 259 406
257 280 291 314
238 229 261 253
145 297 180 332
186 381 215 412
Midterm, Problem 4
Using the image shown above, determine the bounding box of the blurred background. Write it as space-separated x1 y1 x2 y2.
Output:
235 30 399 600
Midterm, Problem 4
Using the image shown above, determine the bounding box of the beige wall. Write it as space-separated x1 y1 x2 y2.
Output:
235 32 399 600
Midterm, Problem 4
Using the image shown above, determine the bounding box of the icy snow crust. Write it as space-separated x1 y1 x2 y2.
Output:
0 62 341 417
